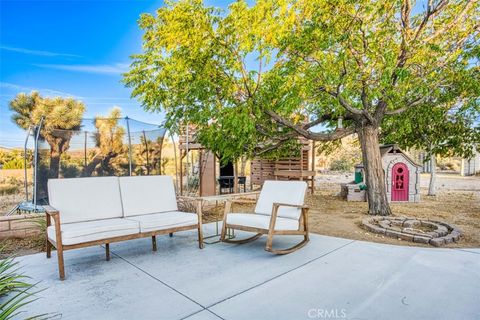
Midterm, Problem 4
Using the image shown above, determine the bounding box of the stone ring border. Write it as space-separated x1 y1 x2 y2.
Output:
362 216 462 247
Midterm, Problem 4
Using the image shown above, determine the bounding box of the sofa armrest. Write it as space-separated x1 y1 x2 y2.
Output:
43 205 60 227
176 196 203 225
43 205 63 243
43 205 59 216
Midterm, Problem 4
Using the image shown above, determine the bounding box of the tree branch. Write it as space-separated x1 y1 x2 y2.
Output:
318 86 363 116
264 109 355 141
423 0 475 42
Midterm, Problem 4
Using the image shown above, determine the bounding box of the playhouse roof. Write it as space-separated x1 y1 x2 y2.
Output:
380 144 422 167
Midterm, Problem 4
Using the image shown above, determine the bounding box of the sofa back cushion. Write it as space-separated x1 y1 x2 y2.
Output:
48 177 123 224
119 175 178 217
255 180 307 220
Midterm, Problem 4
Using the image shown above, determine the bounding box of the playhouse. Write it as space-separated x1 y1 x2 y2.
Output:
381 144 421 202
343 144 421 202
178 126 316 196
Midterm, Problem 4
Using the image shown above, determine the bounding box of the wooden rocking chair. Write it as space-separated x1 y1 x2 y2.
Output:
220 180 309 254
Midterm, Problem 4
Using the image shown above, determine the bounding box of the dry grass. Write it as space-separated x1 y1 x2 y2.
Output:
0 236 45 259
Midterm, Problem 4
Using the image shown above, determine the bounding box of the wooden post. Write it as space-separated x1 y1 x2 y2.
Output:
46 214 51 258
311 141 315 194
196 200 204 249
198 150 203 196
234 160 239 193
179 152 184 195
53 214 65 280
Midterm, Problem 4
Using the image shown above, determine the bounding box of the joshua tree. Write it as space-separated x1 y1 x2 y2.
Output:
84 107 128 176
9 91 85 179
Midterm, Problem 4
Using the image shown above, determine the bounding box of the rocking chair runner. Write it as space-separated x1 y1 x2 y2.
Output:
220 180 309 254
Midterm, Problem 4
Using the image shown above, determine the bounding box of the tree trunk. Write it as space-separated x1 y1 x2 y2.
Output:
428 153 437 196
357 125 392 216
49 149 61 179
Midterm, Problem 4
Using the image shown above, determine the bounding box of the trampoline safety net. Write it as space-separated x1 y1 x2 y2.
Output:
35 117 167 203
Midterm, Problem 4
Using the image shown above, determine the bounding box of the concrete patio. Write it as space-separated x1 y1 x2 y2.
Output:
18 223 480 320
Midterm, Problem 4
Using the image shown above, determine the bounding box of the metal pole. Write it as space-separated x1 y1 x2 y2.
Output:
142 130 149 175
126 117 133 176
24 127 31 202
33 117 44 211
84 131 87 171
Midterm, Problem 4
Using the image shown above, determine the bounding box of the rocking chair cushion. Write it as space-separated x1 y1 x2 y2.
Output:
255 180 307 220
226 213 299 231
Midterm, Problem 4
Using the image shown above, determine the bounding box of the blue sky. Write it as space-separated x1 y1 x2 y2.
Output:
0 1 432 148
0 0 169 147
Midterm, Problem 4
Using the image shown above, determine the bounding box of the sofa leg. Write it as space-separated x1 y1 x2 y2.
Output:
46 239 52 259
105 243 110 261
152 236 157 251
57 246 65 280
198 226 204 249
169 233 173 237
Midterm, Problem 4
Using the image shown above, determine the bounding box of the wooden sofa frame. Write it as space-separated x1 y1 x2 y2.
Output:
220 199 309 254
44 197 203 280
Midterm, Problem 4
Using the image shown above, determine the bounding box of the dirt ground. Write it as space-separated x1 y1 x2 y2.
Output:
1 173 479 258
307 184 480 248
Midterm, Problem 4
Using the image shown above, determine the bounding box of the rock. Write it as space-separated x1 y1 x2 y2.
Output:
398 233 414 241
385 229 403 239
442 235 455 244
413 235 431 244
363 223 385 235
403 219 420 228
429 238 445 247
436 226 449 237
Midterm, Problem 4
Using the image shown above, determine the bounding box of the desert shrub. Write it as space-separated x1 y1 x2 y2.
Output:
0 150 32 169
60 162 81 178
0 184 19 196
2 159 24 170
187 176 199 189
445 161 459 171
329 159 352 171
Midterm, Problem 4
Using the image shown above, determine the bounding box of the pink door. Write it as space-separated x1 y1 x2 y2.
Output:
392 163 409 201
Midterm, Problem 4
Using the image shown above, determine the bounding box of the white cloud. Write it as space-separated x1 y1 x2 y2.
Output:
0 82 81 98
0 45 81 58
35 63 130 75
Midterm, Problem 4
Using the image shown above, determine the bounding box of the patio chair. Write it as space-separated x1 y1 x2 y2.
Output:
220 180 309 254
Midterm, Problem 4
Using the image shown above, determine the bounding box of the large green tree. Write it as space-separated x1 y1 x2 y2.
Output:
9 91 85 179
124 0 479 215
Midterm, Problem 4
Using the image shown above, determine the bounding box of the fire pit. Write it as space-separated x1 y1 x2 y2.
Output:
362 217 462 247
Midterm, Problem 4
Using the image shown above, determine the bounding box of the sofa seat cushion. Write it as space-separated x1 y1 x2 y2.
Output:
125 211 198 233
47 218 140 246
226 213 299 231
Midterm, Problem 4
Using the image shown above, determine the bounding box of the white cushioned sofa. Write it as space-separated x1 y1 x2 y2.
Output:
44 175 203 280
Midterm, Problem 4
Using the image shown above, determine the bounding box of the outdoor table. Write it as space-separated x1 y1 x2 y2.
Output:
196 191 260 244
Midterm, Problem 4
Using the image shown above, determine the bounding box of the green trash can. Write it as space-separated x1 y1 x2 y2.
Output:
354 165 364 184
